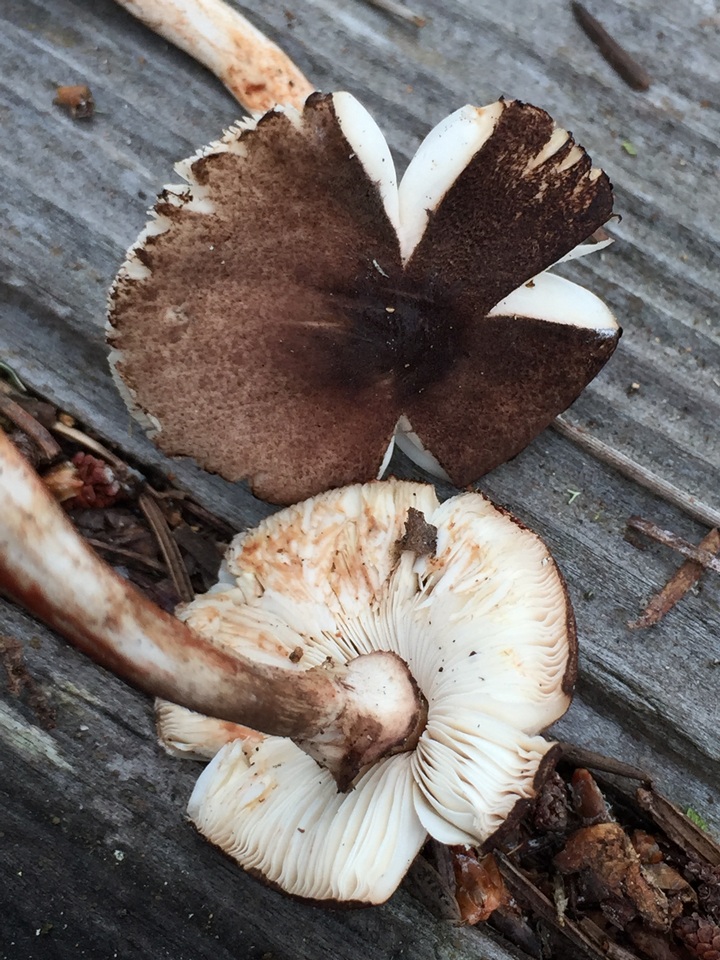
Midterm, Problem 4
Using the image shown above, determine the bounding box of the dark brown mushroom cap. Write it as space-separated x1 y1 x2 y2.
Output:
109 93 619 503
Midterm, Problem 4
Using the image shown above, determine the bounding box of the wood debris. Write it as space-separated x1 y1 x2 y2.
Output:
571 2 652 91
629 527 720 629
53 84 95 119
0 634 56 729
0 390 60 462
0 383 228 617
408 749 720 960
627 517 720 575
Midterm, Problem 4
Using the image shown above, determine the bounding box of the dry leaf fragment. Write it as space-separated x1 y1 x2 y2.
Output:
451 849 509 924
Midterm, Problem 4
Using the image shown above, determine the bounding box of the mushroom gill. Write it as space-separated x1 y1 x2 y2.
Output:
157 478 576 903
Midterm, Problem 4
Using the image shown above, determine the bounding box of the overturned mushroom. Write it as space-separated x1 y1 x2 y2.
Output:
109 93 619 504
0 428 424 785
155 478 576 903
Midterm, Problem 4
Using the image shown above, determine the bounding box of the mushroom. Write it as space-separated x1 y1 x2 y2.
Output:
108 92 620 504
0 428 424 785
154 477 576 903
114 0 314 113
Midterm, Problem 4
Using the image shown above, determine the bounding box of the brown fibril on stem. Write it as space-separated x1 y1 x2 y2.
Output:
553 417 720 531
0 428 425 787
629 527 720 629
571 1 652 92
114 0 314 112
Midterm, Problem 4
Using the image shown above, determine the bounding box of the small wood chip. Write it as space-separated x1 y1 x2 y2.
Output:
571 2 652 91
53 84 95 119
629 527 720 629
571 768 611 824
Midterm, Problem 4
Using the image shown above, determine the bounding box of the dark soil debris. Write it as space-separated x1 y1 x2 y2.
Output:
410 758 720 960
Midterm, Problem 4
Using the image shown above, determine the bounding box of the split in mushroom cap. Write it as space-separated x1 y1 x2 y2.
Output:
108 93 620 504
157 478 576 904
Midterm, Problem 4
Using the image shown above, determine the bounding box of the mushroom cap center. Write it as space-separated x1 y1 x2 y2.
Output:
309 268 472 400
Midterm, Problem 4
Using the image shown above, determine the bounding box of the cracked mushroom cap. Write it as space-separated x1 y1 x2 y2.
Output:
156 479 576 904
108 93 619 504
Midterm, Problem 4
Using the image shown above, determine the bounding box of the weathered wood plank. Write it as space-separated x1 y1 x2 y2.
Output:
1 0 719 956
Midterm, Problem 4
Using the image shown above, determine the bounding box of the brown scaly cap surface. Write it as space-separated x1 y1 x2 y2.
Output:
109 94 618 503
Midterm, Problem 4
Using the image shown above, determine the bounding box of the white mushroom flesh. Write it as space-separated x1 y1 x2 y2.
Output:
489 272 619 332
159 478 574 903
188 741 426 904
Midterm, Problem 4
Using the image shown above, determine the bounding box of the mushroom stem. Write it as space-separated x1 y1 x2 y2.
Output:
0 429 424 785
114 0 314 112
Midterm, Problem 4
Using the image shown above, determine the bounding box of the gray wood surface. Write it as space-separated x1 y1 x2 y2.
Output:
1 0 719 957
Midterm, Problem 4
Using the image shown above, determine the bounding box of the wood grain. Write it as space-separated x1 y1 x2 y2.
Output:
1 0 719 957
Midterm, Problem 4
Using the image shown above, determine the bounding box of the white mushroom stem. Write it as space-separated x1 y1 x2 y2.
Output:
0 429 424 786
114 0 314 112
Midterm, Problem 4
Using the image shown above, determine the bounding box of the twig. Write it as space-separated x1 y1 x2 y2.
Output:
138 492 195 602
552 416 720 531
362 0 427 27
496 854 608 960
114 0 314 112
148 487 236 540
571 1 651 91
557 742 652 784
0 394 61 461
51 420 139 478
84 538 168 576
629 527 720 629
626 516 720 575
